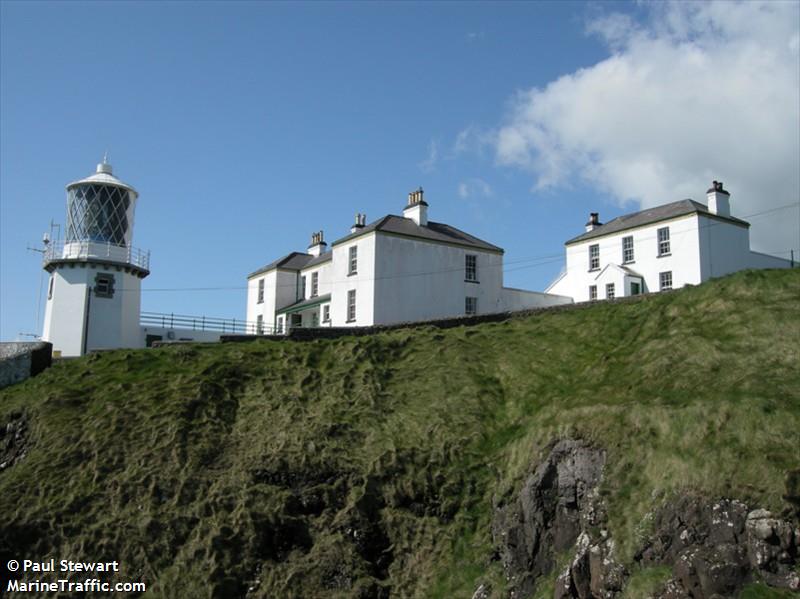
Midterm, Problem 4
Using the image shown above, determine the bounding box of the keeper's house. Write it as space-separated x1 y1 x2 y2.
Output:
246 189 572 333
546 181 793 302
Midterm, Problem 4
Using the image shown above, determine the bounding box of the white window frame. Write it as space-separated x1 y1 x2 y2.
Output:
465 254 477 282
347 289 356 322
348 245 358 275
657 227 671 256
299 275 306 300
589 285 597 301
276 316 284 334
256 314 264 335
659 271 673 291
589 244 599 271
322 304 330 323
257 278 264 304
606 283 615 300
311 272 319 297
622 236 634 263
465 296 478 315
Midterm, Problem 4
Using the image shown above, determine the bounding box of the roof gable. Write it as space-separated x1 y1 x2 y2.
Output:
566 199 749 245
248 252 312 278
332 215 503 253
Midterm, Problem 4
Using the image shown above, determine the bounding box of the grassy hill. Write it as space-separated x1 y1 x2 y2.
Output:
1 269 798 598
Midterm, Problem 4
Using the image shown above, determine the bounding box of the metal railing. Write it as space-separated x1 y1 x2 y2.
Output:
140 311 274 335
43 240 150 271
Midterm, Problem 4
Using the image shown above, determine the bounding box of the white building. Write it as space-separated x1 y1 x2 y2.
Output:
247 188 572 332
546 181 793 302
42 159 151 356
41 160 255 356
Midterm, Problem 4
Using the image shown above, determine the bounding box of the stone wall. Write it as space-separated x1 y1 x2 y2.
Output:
0 342 53 390
221 292 664 344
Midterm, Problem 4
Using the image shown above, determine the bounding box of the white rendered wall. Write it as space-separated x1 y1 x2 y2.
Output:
140 326 223 344
372 234 504 324
42 263 143 356
299 259 333 301
42 268 88 357
747 251 793 269
499 287 572 311
549 214 703 301
247 270 277 330
330 233 377 326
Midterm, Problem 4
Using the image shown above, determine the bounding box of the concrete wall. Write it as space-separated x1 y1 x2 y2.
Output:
140 326 223 346
42 263 143 356
373 233 505 324
499 287 572 311
330 232 377 326
697 214 752 280
0 342 52 389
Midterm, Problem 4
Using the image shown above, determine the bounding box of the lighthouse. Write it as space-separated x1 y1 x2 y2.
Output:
41 158 150 356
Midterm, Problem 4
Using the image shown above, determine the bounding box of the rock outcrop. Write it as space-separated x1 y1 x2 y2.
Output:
492 439 613 598
490 441 799 599
639 496 799 598
0 411 28 472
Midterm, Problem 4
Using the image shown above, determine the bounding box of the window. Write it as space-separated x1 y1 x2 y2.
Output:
630 281 641 296
347 289 357 322
657 227 671 256
465 254 477 282
94 273 115 298
257 279 264 304
323 304 330 322
299 276 306 300
276 316 284 334
311 312 319 327
622 236 634 263
465 296 478 315
606 283 615 300
589 244 600 270
47 276 54 300
256 314 264 335
311 272 319 297
589 285 597 301
660 271 673 291
348 245 358 275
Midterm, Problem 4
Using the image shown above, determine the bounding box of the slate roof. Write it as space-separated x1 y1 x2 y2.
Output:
303 252 333 269
332 215 503 253
248 252 313 278
566 199 750 245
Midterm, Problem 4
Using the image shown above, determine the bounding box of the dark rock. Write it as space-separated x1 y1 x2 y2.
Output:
492 439 606 598
0 412 28 472
639 497 799 597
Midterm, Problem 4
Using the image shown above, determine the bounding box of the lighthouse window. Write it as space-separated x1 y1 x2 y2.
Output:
94 273 115 298
48 276 54 300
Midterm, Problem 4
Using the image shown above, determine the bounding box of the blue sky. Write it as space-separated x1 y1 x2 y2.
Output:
2 1 798 340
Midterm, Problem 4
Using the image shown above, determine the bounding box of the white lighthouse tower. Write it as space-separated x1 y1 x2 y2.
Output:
41 158 150 356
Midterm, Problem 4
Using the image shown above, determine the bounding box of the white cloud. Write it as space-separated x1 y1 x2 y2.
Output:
494 0 800 255
418 139 439 173
458 178 493 200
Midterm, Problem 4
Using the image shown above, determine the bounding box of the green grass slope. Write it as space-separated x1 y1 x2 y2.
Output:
1 269 798 598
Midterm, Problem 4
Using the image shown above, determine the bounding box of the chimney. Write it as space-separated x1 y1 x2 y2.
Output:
307 230 327 257
706 180 731 217
350 213 367 234
585 212 602 232
403 187 428 226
